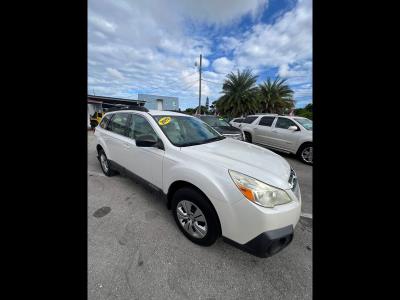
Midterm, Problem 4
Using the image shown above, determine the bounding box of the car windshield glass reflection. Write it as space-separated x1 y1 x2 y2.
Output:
153 115 225 147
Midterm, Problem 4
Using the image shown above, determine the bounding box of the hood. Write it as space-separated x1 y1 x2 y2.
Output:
213 125 242 135
181 138 292 190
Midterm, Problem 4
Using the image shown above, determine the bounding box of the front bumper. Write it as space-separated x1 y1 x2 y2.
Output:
223 225 294 258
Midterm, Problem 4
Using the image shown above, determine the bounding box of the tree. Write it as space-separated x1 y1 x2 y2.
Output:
258 78 294 114
294 103 312 119
215 69 259 118
183 106 208 115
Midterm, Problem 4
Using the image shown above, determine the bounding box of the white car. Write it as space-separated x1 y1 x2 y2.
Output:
229 117 245 129
238 114 313 164
94 107 301 257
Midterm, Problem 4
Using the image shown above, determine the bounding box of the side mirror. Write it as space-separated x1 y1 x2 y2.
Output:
135 134 158 147
288 125 299 131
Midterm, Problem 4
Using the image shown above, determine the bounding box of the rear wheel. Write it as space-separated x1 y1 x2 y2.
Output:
297 143 313 165
172 187 220 246
98 149 116 176
244 132 252 143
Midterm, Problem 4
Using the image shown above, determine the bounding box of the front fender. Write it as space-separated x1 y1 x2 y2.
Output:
164 164 245 238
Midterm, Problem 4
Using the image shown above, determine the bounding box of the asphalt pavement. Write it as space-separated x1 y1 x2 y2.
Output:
88 131 312 300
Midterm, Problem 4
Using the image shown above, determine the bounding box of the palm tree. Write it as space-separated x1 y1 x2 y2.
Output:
215 69 259 118
258 78 294 114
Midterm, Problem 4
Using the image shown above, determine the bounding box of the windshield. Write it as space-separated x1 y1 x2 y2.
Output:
199 116 230 127
294 118 312 130
153 115 225 147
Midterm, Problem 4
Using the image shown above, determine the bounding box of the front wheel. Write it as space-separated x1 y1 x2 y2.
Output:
297 143 313 165
172 187 220 246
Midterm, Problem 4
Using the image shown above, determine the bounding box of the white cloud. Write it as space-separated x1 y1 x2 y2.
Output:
233 0 312 69
106 67 125 80
88 0 311 109
218 36 241 53
212 57 235 74
88 14 117 33
178 0 268 24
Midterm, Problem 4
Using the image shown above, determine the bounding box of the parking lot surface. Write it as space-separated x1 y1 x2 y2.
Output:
88 131 312 300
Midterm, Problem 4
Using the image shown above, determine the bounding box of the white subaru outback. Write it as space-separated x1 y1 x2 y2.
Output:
94 107 301 257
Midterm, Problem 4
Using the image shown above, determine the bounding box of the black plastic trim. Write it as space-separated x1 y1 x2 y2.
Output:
223 225 294 258
106 160 168 202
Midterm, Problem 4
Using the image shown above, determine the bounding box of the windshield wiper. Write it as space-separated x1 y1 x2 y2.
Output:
179 136 225 147
203 136 225 144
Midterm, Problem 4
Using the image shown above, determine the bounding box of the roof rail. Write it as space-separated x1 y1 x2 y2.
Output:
254 113 278 116
105 105 149 113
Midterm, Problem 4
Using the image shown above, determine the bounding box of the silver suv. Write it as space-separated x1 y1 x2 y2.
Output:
239 114 313 164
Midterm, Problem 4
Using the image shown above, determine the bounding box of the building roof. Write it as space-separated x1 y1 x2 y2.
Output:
103 109 188 117
138 93 178 100
88 95 146 105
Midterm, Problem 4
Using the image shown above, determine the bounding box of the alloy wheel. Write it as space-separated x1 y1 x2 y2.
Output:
176 200 208 239
301 146 313 164
100 154 109 172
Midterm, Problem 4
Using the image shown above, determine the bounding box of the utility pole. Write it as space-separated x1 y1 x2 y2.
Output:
197 54 202 114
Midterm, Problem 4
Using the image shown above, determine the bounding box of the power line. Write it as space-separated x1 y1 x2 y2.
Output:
181 80 199 91
181 71 198 80
202 78 223 85
181 79 199 89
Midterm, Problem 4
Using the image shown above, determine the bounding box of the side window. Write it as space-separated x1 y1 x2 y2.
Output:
275 117 297 129
99 114 111 129
107 113 130 136
242 116 258 124
127 114 158 140
259 116 275 127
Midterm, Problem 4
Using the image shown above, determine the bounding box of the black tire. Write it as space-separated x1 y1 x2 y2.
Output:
297 142 313 165
244 132 252 143
98 149 117 176
172 187 220 246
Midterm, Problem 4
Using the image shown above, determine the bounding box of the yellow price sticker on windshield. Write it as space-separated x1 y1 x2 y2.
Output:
158 117 171 125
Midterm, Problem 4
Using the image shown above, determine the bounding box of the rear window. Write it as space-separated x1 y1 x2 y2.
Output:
107 113 130 136
99 114 111 129
259 116 275 127
233 118 244 123
242 116 258 124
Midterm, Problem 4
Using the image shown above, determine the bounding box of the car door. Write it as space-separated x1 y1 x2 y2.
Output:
269 117 301 152
104 112 131 164
123 113 164 189
253 116 276 145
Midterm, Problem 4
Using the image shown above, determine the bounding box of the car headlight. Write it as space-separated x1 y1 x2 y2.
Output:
229 170 292 208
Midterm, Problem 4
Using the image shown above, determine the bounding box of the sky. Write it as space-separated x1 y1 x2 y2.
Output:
88 0 312 109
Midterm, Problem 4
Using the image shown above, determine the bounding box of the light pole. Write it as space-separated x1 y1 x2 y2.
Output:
197 54 202 114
